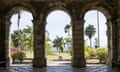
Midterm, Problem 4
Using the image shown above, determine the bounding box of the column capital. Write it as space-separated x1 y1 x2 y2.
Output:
32 19 41 24
72 19 84 24
33 19 46 25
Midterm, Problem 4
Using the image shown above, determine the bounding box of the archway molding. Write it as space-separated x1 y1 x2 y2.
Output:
80 2 115 66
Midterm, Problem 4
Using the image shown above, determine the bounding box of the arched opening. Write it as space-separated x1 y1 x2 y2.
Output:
46 10 72 66
84 10 112 66
9 8 34 65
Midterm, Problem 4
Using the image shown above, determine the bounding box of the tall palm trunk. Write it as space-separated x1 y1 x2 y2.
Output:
17 8 21 52
90 38 92 48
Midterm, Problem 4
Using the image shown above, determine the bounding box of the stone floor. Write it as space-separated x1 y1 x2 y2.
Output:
0 64 120 72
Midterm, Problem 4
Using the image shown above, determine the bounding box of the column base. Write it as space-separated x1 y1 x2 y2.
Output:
0 56 10 69
72 57 86 68
112 60 120 68
33 57 46 68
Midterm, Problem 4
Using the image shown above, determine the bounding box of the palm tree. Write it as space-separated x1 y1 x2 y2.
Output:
53 36 64 58
85 24 96 48
64 24 71 36
94 37 98 49
11 30 19 47
45 30 52 55
16 8 23 49
22 26 33 52
11 8 23 50
64 24 72 55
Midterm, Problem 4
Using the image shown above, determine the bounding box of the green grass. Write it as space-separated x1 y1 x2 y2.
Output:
23 50 33 58
23 51 71 60
46 52 72 60
15 51 100 64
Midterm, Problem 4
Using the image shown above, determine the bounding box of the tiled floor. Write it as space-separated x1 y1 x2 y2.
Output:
0 64 120 72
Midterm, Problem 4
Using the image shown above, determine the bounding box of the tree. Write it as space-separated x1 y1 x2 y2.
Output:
94 37 98 49
11 30 19 47
53 36 64 57
64 24 71 36
10 8 23 49
85 25 96 48
64 24 72 55
45 31 52 55
22 25 33 51
11 25 33 52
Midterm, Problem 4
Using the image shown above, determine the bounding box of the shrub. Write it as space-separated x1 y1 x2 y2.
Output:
89 49 96 58
96 48 108 63
85 47 96 59
11 51 26 63
85 51 89 59
10 47 20 55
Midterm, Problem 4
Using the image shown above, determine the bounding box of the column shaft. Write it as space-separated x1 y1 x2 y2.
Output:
72 20 86 67
0 18 10 68
33 19 46 67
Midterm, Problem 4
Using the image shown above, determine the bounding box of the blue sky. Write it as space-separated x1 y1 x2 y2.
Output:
10 10 107 48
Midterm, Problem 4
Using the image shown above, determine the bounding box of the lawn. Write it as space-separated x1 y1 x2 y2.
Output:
13 51 100 65
46 52 72 60
24 51 72 60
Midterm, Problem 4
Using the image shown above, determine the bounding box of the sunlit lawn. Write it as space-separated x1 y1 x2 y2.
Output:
24 51 72 60
23 51 100 65
23 50 33 58
16 50 100 65
46 52 72 60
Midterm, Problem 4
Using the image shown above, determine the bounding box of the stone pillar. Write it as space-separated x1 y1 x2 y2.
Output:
112 19 118 65
0 18 10 68
106 19 112 66
111 0 120 67
116 1 120 61
117 18 120 61
32 19 46 67
72 20 86 67
117 1 120 62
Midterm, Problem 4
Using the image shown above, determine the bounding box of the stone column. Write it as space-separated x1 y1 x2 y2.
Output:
112 19 118 65
32 19 46 68
72 19 86 67
117 18 120 61
106 19 112 66
112 0 120 67
0 18 10 68
116 1 120 61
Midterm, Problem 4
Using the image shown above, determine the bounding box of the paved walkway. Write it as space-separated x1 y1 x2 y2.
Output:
0 64 120 72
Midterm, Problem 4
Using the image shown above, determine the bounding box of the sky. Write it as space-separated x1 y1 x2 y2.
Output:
10 10 107 48
10 10 33 33
46 10 71 40
84 10 107 48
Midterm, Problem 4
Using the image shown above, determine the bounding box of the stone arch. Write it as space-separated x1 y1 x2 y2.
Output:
43 5 73 61
6 3 36 22
45 9 72 65
80 1 114 29
3 3 35 67
43 2 73 25
81 6 112 23
80 3 114 66
45 9 72 23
